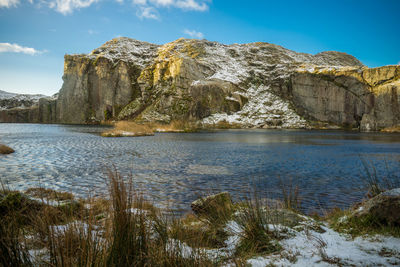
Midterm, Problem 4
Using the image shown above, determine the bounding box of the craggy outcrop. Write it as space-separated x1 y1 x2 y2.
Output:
1 37 399 131
290 66 400 130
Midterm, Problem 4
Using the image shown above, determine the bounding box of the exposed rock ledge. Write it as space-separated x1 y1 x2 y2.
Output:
1 37 399 131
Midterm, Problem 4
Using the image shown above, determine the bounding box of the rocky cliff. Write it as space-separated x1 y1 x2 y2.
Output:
1 37 399 131
0 90 49 123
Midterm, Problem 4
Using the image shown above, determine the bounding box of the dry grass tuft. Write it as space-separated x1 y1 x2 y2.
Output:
152 120 200 133
235 197 283 258
0 170 215 266
101 121 154 137
381 126 400 133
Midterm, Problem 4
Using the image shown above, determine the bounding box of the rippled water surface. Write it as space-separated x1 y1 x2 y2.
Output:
1 123 399 213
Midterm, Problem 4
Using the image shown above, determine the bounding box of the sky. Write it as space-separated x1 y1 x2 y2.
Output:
0 0 399 96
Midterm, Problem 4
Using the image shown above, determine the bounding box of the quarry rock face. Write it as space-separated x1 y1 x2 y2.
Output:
1 37 399 131
0 90 47 123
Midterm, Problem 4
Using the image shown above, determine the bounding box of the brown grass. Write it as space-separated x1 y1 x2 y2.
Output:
151 120 199 133
0 144 15 154
101 121 154 137
25 187 74 201
381 126 400 133
1 171 216 266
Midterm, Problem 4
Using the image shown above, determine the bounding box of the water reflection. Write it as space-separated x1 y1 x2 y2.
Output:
0 123 399 214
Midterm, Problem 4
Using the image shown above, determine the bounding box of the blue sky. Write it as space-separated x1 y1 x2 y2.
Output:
0 0 399 95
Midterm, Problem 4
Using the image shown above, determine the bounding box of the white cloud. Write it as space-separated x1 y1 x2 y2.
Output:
176 0 207 11
183 29 204 39
136 6 159 19
0 0 19 8
0 43 44 55
133 0 146 4
150 0 174 6
47 0 98 15
133 0 209 19
0 0 209 16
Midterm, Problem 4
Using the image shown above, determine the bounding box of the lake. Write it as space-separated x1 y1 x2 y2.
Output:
0 123 399 214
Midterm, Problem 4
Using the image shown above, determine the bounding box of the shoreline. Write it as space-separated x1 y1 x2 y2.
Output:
1 178 399 266
2 121 400 134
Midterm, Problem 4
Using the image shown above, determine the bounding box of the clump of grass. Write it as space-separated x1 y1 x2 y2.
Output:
0 144 14 154
0 209 33 266
279 178 301 211
101 121 154 137
235 197 283 258
360 157 399 198
30 169 215 266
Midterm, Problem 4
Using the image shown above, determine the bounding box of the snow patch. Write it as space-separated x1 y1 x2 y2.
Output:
246 225 400 266
202 85 307 128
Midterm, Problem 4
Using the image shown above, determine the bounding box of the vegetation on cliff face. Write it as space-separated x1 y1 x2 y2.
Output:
1 37 399 131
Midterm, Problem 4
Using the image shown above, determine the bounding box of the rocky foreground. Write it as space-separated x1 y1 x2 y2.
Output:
0 37 399 131
1 180 400 266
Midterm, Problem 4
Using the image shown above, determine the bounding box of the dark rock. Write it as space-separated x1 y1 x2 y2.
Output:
191 192 233 216
353 188 400 225
0 144 15 154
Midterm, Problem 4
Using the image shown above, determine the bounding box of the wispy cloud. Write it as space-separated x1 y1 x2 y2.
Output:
183 29 204 39
136 6 159 20
0 0 19 8
0 43 45 55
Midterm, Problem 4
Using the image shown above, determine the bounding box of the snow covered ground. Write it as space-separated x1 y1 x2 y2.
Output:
0 89 46 101
181 217 400 266
247 225 400 266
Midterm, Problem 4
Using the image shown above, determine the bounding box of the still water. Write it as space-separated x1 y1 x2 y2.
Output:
1 123 399 213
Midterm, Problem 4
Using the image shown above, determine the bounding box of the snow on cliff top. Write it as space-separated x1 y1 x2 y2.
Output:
85 37 364 73
0 90 47 101
88 37 159 68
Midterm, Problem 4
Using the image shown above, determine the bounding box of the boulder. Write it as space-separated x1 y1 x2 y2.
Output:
191 192 233 216
0 144 14 154
353 188 400 225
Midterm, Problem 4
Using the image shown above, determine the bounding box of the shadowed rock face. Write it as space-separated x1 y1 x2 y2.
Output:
1 37 399 131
